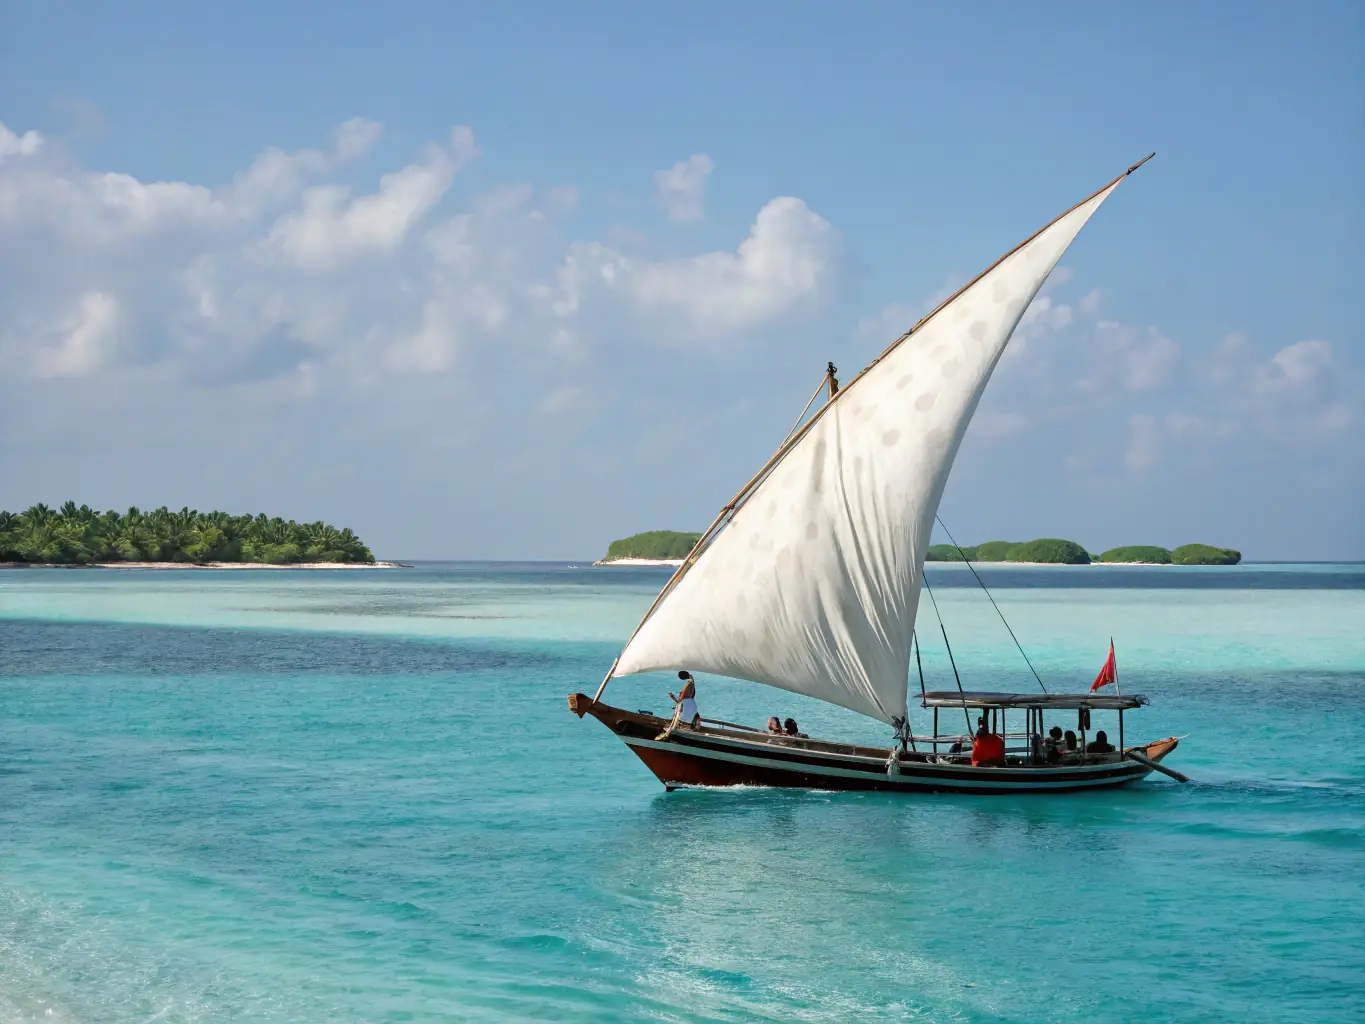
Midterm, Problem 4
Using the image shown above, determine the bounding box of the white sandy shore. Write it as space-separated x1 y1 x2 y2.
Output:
0 561 410 570
593 557 684 567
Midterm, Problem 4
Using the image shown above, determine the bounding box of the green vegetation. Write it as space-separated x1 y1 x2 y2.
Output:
604 530 702 561
1005 538 1091 564
1098 545 1173 564
1171 543 1241 566
973 540 1018 561
610 529 1247 567
934 538 1243 565
926 543 978 562
0 503 375 565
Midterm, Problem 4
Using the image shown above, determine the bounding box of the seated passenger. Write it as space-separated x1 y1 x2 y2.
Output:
971 725 1006 767
767 716 784 734
1064 729 1079 752
1086 729 1116 754
1045 726 1064 764
783 717 808 738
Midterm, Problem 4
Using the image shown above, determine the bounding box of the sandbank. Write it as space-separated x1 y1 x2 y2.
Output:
593 557 684 567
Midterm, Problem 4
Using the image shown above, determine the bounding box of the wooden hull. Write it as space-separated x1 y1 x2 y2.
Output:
568 693 1180 795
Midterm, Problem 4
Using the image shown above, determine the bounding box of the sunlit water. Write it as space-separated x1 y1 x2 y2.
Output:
1 562 1362 1022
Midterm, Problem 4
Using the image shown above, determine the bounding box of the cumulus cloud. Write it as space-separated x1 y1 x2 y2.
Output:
654 153 714 222
1251 337 1334 395
333 117 383 161
862 268 1356 482
31 291 118 377
263 126 477 271
555 196 841 336
0 123 43 160
1110 333 1355 474
0 118 838 397
1210 334 1353 441
1108 323 1180 392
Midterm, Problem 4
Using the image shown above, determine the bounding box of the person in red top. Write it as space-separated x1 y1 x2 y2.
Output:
971 723 1006 767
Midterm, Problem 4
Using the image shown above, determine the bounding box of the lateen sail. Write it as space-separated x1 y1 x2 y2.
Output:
614 169 1139 725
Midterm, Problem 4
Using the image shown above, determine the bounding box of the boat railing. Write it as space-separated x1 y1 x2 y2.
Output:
699 716 763 733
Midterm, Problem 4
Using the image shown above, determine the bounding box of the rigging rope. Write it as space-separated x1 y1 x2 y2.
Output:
912 630 926 699
782 368 834 446
922 576 973 735
934 515 1049 695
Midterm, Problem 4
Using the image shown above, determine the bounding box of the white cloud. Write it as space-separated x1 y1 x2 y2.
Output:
0 123 43 160
854 275 969 351
1209 334 1353 442
1254 338 1333 395
1115 324 1180 392
263 128 476 271
222 118 381 218
32 291 118 377
0 117 839 398
333 117 383 162
1011 293 1074 354
557 196 841 336
654 153 714 222
878 265 1355 487
1103 334 1356 479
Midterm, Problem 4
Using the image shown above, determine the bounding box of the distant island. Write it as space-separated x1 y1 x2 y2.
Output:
926 540 1242 565
598 530 1242 567
0 503 388 567
595 530 701 566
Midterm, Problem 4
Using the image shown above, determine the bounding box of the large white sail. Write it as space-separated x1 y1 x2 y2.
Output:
613 171 1136 725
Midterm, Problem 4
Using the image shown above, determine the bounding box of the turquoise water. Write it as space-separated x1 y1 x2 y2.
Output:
1 563 1362 1022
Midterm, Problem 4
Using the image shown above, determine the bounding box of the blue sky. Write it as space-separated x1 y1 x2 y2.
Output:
1 2 1361 559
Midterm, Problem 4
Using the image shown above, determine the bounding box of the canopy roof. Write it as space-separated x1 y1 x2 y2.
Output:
920 691 1148 711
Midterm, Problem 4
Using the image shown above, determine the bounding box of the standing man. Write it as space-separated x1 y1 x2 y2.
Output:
659 671 701 739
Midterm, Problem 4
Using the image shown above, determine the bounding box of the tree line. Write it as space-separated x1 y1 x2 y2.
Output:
0 503 375 565
926 539 1242 565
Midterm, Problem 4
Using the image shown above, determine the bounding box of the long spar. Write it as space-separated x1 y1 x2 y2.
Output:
594 364 833 703
592 153 1156 706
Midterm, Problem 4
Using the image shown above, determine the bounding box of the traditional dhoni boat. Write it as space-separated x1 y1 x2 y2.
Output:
569 154 1187 794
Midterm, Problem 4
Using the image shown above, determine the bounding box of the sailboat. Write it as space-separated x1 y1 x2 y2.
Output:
569 154 1186 794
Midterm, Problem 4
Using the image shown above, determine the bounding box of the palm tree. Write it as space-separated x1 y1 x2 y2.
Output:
160 509 201 561
111 509 149 561
22 504 55 528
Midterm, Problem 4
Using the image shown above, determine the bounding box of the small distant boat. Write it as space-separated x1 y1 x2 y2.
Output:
570 154 1186 794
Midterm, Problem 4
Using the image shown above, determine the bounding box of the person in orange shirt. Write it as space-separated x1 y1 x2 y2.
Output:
971 723 1006 767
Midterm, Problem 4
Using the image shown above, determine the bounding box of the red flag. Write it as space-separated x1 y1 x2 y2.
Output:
1090 640 1117 691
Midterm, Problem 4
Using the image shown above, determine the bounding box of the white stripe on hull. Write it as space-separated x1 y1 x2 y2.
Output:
625 736 1151 790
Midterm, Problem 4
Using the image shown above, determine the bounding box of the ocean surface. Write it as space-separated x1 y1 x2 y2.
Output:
1 561 1362 1023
